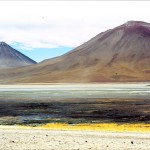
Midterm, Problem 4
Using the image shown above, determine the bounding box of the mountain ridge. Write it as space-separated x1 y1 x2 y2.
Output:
0 20 150 83
0 42 36 69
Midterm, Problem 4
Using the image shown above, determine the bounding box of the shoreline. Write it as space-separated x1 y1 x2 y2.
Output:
0 123 150 133
0 81 150 85
0 127 150 150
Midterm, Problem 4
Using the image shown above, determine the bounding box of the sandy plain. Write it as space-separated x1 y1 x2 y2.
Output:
0 128 150 150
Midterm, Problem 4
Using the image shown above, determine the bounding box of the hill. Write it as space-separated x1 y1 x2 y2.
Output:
0 42 36 69
0 21 150 83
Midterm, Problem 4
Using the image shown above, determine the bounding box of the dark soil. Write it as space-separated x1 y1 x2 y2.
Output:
0 98 150 125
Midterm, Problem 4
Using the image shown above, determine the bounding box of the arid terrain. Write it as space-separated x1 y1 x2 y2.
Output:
0 129 150 150
0 83 149 150
0 21 150 149
0 21 150 83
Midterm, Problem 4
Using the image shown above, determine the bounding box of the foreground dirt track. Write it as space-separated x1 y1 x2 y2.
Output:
0 129 150 150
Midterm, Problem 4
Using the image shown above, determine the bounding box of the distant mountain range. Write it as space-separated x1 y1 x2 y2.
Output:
0 21 150 83
0 42 36 69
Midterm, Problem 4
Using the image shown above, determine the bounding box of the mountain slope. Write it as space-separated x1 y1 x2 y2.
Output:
0 21 150 83
0 42 36 69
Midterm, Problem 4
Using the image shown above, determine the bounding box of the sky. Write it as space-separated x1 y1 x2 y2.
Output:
0 1 150 62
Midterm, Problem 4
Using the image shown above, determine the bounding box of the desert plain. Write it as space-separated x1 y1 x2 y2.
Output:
0 83 150 150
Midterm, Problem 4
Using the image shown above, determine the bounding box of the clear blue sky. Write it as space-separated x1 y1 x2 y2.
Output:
11 42 73 62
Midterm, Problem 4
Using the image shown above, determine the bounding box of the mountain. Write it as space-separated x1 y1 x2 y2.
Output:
0 42 36 69
0 21 150 83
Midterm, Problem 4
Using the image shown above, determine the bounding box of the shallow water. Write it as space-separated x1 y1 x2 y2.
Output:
0 83 150 125
0 84 150 100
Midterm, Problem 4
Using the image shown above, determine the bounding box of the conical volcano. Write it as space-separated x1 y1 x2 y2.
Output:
0 21 150 83
0 42 36 69
59 21 150 71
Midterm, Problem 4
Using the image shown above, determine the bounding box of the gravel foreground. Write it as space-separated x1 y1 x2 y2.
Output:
0 129 150 150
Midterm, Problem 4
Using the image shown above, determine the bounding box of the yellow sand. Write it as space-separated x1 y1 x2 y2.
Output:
14 123 150 133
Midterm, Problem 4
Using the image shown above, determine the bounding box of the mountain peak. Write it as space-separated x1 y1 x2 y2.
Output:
123 20 150 27
124 20 139 26
0 42 36 69
0 41 7 46
0 21 150 82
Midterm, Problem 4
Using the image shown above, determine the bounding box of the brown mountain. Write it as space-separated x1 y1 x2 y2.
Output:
0 42 36 69
0 21 150 83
